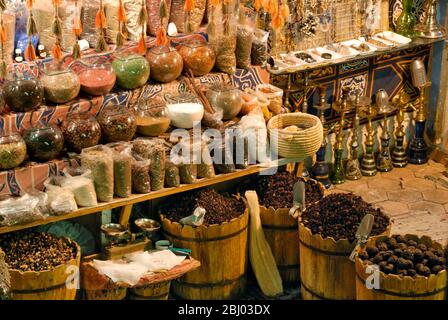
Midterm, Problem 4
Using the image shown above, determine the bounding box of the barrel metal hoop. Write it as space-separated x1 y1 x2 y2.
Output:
262 224 298 231
12 282 68 294
299 238 351 257
175 274 246 288
163 224 248 242
356 273 447 298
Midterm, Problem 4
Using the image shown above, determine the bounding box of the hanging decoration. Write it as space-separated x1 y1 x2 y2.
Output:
0 1 6 78
95 0 108 52
184 0 195 33
25 0 38 61
155 0 169 46
116 0 127 47
51 0 63 61
72 0 82 59
137 0 148 54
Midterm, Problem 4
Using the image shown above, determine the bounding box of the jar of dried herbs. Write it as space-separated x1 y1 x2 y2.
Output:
78 62 116 96
146 45 183 83
178 40 216 76
3 72 44 112
98 105 137 143
0 133 27 170
62 111 102 153
135 96 171 137
206 84 242 120
23 123 64 162
41 65 81 104
112 52 150 90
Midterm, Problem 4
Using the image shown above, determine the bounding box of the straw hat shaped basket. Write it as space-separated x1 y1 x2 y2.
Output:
267 113 323 159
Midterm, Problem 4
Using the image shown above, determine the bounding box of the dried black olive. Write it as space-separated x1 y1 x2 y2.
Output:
372 253 384 264
416 264 431 277
382 264 394 274
388 255 399 265
407 269 417 277
407 240 418 247
367 246 380 258
431 265 444 274
386 238 398 249
414 249 424 263
397 268 408 276
395 235 406 243
358 251 369 260
377 242 389 252
402 250 414 261
417 244 427 252
397 243 408 251
393 248 403 257
428 256 441 268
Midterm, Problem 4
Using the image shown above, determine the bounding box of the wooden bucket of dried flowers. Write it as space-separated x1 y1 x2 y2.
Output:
260 178 325 285
130 280 171 300
355 234 447 300
9 239 81 300
160 209 249 300
298 221 391 300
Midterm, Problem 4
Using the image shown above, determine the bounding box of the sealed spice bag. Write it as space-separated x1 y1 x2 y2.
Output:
146 0 171 36
131 153 151 194
80 145 115 202
236 7 255 69
251 28 269 66
132 138 166 191
197 141 215 179
104 0 121 44
207 0 238 74
124 0 146 42
61 167 98 207
165 158 180 187
44 177 78 216
80 0 100 47
107 142 133 198
0 194 45 227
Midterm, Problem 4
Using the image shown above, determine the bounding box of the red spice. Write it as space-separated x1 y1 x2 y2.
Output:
79 68 116 96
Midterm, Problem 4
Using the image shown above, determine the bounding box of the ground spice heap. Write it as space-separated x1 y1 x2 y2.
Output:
162 189 245 225
359 235 447 277
257 172 324 209
301 193 390 242
0 232 78 272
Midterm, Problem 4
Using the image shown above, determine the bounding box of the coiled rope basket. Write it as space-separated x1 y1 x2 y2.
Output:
267 113 323 160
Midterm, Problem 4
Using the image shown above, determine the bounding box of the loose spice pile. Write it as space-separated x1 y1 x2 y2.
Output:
0 232 78 272
301 193 390 242
257 172 324 209
162 189 245 225
359 235 447 277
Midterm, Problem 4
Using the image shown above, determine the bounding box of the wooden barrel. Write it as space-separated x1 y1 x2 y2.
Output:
131 280 171 300
9 239 81 300
355 234 447 300
161 209 249 300
260 206 299 284
85 288 127 300
299 222 390 300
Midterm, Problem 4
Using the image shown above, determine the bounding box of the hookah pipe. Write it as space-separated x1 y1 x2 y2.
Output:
360 94 377 176
345 91 363 180
375 89 396 172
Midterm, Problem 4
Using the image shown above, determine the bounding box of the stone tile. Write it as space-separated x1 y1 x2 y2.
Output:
412 162 446 178
408 201 446 216
387 190 423 203
360 189 388 204
402 177 436 191
422 190 448 205
336 181 369 194
380 167 416 180
367 178 403 191
375 200 409 217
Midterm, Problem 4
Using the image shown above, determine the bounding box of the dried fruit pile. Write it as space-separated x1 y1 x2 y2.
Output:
0 232 78 272
257 172 324 209
162 189 245 226
301 193 390 242
359 235 447 277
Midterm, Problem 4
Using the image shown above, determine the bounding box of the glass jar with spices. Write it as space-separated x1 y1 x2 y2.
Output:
146 46 183 83
3 71 44 113
0 132 27 170
112 51 150 90
98 104 137 142
41 64 81 104
62 111 102 153
206 84 242 120
178 40 216 76
77 61 117 96
165 93 204 129
135 96 171 137
22 120 64 162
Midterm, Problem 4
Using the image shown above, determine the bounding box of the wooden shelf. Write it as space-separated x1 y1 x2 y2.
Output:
0 158 297 235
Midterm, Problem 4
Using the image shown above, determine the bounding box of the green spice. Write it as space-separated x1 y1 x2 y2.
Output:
112 54 150 90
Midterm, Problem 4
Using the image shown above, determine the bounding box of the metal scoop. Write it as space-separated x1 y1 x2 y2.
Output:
289 181 305 218
349 214 374 262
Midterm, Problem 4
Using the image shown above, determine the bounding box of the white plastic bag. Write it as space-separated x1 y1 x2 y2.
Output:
238 107 269 164
179 207 206 226
44 178 78 216
0 194 44 227
62 167 98 207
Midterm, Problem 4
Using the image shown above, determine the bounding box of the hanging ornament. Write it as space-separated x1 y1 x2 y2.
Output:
116 0 127 47
51 0 63 61
254 0 263 11
184 0 195 33
25 0 37 61
137 0 147 54
95 0 108 52
155 0 169 46
71 0 82 59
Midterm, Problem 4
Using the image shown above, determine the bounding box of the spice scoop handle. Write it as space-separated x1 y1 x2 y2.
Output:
349 214 375 262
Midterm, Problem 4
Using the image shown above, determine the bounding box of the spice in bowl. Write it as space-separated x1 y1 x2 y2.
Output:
3 73 44 112
178 40 216 76
98 105 137 142
41 69 81 104
78 64 116 96
112 53 150 90
23 124 64 162
146 46 183 83
62 112 102 153
135 96 171 137
0 133 27 170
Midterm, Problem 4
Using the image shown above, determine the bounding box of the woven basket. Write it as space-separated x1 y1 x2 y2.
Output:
267 113 323 159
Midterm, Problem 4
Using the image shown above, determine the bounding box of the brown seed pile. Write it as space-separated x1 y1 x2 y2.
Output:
301 193 390 242
359 235 447 277
257 172 324 209
162 189 245 225
0 232 78 272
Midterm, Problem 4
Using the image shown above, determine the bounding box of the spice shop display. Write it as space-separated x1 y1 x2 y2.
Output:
22 123 64 162
178 40 216 77
0 133 27 170
206 84 242 120
78 63 117 96
62 111 102 153
146 46 183 83
256 84 283 115
3 72 44 112
41 66 81 104
135 97 171 137
112 53 150 90
165 93 204 129
98 105 137 143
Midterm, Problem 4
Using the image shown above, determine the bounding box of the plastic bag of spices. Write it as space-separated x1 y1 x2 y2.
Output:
61 167 98 207
44 177 78 216
165 159 180 187
131 153 151 194
107 142 133 198
132 138 166 191
80 0 100 47
236 8 255 69
147 0 172 36
197 142 215 179
251 28 269 66
0 194 45 227
81 145 115 202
